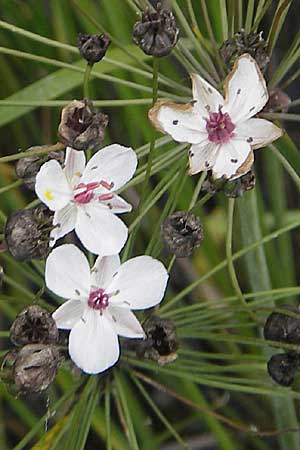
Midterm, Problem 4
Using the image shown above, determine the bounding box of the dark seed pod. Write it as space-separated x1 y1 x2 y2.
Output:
162 211 203 257
77 33 110 65
220 29 269 72
13 344 60 393
263 88 291 113
201 170 255 198
5 205 53 262
264 306 300 345
58 100 108 151
10 305 59 346
132 2 179 57
136 316 178 365
267 353 300 387
15 146 64 190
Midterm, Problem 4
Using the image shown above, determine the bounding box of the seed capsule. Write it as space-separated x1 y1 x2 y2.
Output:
5 205 53 262
15 146 64 190
13 344 60 393
264 307 300 345
58 100 108 151
220 29 269 72
162 211 203 258
267 353 300 387
132 3 179 57
77 33 110 65
10 305 59 347
136 316 178 365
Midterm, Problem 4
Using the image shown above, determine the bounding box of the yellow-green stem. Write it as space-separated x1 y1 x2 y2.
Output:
83 63 92 99
0 142 64 164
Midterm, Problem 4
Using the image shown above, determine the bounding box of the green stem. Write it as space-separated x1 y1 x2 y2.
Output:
226 198 260 323
188 171 207 210
0 142 64 164
83 63 92 99
0 179 22 194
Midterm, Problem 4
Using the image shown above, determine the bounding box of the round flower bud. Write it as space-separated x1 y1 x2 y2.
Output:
264 306 300 345
10 305 59 347
13 344 60 393
15 145 64 190
162 211 203 257
77 33 110 65
58 100 108 151
267 353 300 387
220 29 269 72
5 205 53 262
132 3 179 57
136 316 178 365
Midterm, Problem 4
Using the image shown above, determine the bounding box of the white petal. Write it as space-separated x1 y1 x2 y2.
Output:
91 254 121 289
235 118 283 149
69 309 119 374
106 307 145 338
52 299 85 330
224 54 268 124
188 142 219 175
149 101 207 144
191 73 224 115
102 194 132 214
76 203 128 255
213 139 252 179
107 255 169 310
35 160 72 211
45 244 90 300
82 144 137 191
50 203 77 247
64 147 86 187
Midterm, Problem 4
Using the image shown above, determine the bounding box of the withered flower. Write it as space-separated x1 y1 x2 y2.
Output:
267 353 300 387
77 33 110 65
10 305 59 347
264 306 300 345
162 211 203 257
15 145 64 190
132 2 179 57
58 100 108 151
136 316 178 365
13 344 60 393
220 29 269 72
5 205 53 262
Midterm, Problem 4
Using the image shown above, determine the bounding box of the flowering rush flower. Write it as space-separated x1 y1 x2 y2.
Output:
35 144 137 255
46 244 168 373
149 54 283 179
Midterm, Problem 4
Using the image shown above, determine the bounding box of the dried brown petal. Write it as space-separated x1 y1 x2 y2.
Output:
136 316 178 365
162 211 203 258
5 205 53 262
132 3 179 57
267 353 300 386
58 100 108 151
13 344 60 393
15 145 64 190
264 306 300 345
220 29 269 72
77 33 110 65
10 305 59 346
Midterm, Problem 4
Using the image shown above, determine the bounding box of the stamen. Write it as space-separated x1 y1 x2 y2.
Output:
88 288 109 311
205 107 235 144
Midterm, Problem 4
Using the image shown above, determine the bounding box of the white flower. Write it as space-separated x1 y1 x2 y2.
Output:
35 144 137 255
46 244 168 374
149 54 283 180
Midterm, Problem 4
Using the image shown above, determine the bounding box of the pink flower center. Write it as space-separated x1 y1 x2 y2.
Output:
88 288 109 311
205 107 235 144
74 180 114 204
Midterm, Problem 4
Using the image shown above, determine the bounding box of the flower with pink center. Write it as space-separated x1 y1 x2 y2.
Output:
46 244 169 374
35 144 137 255
149 54 283 179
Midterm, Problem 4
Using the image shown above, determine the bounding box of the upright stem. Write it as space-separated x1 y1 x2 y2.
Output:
226 198 259 323
83 63 92 99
